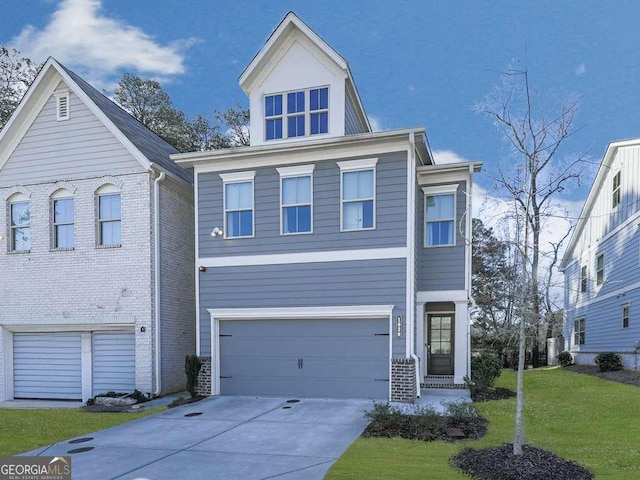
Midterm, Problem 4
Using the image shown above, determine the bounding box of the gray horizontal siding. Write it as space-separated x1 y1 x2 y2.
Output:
418 181 467 291
197 152 407 257
345 88 367 135
0 80 141 186
199 258 406 358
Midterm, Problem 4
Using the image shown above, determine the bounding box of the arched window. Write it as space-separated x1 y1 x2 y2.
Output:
9 193 30 252
96 184 121 246
51 189 74 249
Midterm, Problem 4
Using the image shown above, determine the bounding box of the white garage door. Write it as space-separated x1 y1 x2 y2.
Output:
92 331 136 395
13 333 82 400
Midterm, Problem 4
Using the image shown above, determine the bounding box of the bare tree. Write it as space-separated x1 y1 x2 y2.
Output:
476 66 587 455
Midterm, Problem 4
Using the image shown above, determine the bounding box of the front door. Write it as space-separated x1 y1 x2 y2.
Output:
427 314 454 375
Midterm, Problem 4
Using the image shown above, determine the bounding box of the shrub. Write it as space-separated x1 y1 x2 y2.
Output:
442 401 480 421
594 352 623 372
471 353 503 389
558 351 573 367
185 355 202 398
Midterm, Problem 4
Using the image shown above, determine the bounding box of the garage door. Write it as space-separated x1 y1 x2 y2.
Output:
92 331 136 395
219 318 389 399
13 333 82 400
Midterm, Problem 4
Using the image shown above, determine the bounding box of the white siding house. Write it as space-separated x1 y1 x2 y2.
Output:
560 139 640 368
0 59 195 402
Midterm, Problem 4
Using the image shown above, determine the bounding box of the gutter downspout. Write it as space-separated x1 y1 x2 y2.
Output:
152 168 166 396
466 164 474 379
408 132 421 397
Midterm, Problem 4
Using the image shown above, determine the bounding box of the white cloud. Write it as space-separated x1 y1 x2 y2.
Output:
10 0 197 88
575 63 586 76
433 149 473 165
368 115 383 132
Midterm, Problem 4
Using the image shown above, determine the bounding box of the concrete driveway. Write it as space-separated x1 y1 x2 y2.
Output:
23 396 372 480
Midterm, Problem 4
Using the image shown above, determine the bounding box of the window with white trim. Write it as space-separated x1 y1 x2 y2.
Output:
220 171 255 238
580 265 587 293
97 184 121 246
264 87 329 141
52 189 74 249
9 193 30 252
622 304 630 329
574 317 585 345
338 159 377 231
596 253 604 286
54 90 70 121
423 184 458 247
277 165 314 235
612 171 621 208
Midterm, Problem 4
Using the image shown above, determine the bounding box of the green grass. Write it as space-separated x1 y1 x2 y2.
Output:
327 368 640 480
0 407 164 456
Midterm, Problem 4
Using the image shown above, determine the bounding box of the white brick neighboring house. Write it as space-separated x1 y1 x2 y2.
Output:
0 58 195 403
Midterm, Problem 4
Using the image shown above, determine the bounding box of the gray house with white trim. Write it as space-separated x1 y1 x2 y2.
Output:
0 58 195 402
175 13 480 402
561 138 640 368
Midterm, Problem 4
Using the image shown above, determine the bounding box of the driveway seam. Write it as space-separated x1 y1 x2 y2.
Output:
260 459 336 479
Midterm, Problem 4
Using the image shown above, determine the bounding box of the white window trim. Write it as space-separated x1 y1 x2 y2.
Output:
8 193 30 253
338 158 377 232
612 171 621 209
51 190 74 250
424 188 457 248
54 90 70 121
596 253 604 286
96 185 122 247
264 86 330 141
573 317 585 346
220 171 256 239
277 165 315 236
622 303 630 329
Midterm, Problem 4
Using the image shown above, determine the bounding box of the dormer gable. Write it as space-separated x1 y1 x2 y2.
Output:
239 12 370 147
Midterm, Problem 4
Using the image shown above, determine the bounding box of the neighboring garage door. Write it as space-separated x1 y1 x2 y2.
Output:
219 318 389 399
13 333 82 400
92 331 136 395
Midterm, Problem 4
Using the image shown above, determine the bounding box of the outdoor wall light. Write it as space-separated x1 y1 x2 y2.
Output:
140 326 146 332
199 266 207 273
210 227 223 237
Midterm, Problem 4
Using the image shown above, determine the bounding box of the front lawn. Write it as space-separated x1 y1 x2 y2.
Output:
0 407 164 456
327 368 640 480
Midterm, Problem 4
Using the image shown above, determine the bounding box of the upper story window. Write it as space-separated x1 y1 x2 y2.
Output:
580 265 587 293
97 184 121 247
423 184 458 247
338 158 377 231
596 253 604 286
52 189 74 249
220 171 255 238
9 193 30 252
277 165 314 235
264 87 329 141
574 318 585 345
622 304 630 329
612 171 621 208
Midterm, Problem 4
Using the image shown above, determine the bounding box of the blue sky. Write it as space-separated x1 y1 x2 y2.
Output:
2 0 640 204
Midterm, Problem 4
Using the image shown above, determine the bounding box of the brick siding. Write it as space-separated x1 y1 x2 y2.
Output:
391 358 417 403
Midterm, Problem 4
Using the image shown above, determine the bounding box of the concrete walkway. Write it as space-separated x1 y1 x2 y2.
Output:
22 396 372 480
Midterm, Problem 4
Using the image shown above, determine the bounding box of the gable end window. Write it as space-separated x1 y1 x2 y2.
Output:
580 265 587 293
97 185 121 247
596 253 604 286
265 87 329 141
9 194 30 252
277 165 314 235
622 305 630 329
220 171 255 238
338 159 377 231
423 185 458 247
52 190 74 249
612 171 621 208
574 318 585 345
54 90 70 121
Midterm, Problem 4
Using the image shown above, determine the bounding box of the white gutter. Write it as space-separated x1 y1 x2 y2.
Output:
152 169 166 395
407 132 421 396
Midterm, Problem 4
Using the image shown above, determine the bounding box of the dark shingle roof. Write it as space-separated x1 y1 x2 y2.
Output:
59 62 193 184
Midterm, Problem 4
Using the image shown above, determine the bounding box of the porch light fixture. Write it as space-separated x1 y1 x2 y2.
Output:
396 315 403 339
211 227 223 237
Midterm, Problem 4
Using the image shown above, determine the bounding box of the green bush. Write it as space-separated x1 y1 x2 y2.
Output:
471 352 503 389
558 351 573 367
594 352 623 372
185 355 202 398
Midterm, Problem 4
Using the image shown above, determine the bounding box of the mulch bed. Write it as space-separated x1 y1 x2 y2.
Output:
363 415 487 442
471 387 516 402
451 444 594 480
563 364 640 387
168 395 206 408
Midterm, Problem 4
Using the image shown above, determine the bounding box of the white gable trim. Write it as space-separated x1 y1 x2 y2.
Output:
0 58 152 173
